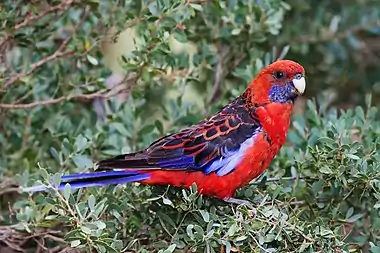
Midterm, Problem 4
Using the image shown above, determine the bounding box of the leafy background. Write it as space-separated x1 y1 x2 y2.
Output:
0 0 380 252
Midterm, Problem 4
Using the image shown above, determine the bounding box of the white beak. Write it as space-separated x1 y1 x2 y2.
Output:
293 76 306 94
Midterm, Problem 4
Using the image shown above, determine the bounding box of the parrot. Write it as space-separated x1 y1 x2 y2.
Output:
25 59 306 206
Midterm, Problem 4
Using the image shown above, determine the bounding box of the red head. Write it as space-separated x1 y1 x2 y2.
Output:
246 60 306 105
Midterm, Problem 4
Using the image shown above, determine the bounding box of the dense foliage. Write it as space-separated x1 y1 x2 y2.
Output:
1 0 380 252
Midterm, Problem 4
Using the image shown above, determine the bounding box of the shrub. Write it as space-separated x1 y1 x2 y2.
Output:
0 0 379 252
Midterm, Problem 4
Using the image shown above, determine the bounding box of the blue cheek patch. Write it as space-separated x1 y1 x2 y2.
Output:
269 83 294 103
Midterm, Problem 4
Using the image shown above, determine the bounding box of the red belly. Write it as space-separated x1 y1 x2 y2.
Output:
140 133 277 199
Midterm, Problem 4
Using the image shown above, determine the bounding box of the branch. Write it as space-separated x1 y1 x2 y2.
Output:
251 176 315 185
0 89 111 110
0 178 19 196
209 44 230 103
1 50 75 91
1 4 89 92
14 0 74 30
0 226 66 252
0 75 140 109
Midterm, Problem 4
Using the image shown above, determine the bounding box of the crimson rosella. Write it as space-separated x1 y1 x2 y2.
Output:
26 60 306 205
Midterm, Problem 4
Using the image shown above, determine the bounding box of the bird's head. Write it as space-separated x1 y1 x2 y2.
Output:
247 60 306 105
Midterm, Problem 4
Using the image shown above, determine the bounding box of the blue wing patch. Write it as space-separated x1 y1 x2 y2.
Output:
204 128 260 176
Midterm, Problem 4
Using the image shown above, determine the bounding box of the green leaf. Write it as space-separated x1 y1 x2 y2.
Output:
88 195 96 211
52 173 61 189
93 240 118 253
162 197 173 206
70 240 81 247
173 28 187 43
81 225 92 234
74 135 88 152
73 154 93 169
231 28 242 35
318 137 335 145
186 224 194 239
346 207 354 219
86 55 98 65
347 213 364 223
312 179 324 193
112 122 130 136
190 4 203 11
193 225 204 239
95 220 106 230
224 241 231 253
155 120 164 134
299 241 310 252
199 210 210 222
370 243 380 253
227 223 238 236
235 235 247 242
165 244 176 253
138 124 155 136
148 1 160 15
319 165 333 174
44 197 57 205
346 153 360 160
49 147 60 162
38 168 49 181
365 93 372 108
63 183 71 201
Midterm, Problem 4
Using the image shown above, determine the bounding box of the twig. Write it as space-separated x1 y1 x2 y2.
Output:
0 178 19 195
250 234 273 252
44 234 67 244
1 4 89 92
23 230 62 240
1 50 74 92
251 176 315 185
262 198 330 207
0 187 19 195
57 5 90 52
50 186 80 225
0 226 65 252
33 238 48 252
14 0 74 30
22 115 32 148
0 89 105 109
0 68 142 109
0 83 131 109
209 44 229 103
170 210 193 244
58 247 78 253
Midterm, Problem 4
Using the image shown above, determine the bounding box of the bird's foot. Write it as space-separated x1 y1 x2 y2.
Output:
223 197 255 209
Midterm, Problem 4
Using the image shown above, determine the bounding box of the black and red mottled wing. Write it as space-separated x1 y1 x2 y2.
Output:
98 92 262 176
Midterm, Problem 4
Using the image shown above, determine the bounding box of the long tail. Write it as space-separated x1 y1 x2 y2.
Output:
22 151 162 193
22 170 151 192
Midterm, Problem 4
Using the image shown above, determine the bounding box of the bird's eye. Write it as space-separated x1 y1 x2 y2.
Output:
275 71 285 79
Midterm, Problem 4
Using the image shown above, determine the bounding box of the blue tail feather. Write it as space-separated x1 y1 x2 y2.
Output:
22 170 150 193
61 170 141 181
57 174 150 190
